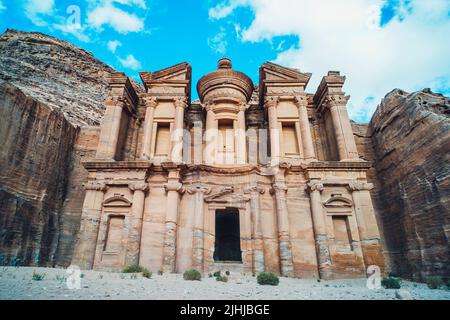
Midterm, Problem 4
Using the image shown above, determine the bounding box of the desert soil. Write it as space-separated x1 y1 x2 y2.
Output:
0 267 449 300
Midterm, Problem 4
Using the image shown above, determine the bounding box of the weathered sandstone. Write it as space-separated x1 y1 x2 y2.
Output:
368 88 450 281
0 29 141 266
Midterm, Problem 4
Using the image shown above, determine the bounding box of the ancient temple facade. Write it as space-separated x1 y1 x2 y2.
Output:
71 58 384 279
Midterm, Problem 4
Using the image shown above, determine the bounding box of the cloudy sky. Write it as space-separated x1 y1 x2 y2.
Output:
0 0 449 121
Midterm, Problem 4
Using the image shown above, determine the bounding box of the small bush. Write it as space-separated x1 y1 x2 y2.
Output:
208 273 213 278
427 276 445 290
122 264 145 273
183 269 202 281
257 272 279 286
381 276 401 289
225 270 230 276
157 270 163 276
213 271 221 277
80 273 85 278
388 272 399 278
142 269 152 279
32 272 45 281
216 275 228 283
252 272 256 277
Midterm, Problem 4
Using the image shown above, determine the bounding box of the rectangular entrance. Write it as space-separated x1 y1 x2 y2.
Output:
214 208 242 262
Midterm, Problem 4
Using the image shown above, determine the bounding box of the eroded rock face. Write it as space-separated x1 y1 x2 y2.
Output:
368 88 450 281
0 83 78 266
0 29 141 266
0 29 115 127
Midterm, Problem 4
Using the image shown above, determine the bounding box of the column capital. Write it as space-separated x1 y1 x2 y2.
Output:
324 94 350 108
187 184 212 195
143 96 158 108
105 95 124 106
238 101 247 112
202 101 215 112
129 182 149 193
83 181 108 192
164 181 185 194
174 96 188 109
306 181 324 193
294 94 309 108
269 182 288 195
264 96 279 109
244 185 265 195
348 181 374 191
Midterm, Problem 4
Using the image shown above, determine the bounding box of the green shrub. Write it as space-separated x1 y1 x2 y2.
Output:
381 276 401 289
208 273 213 278
225 270 230 276
157 270 163 276
257 272 279 286
427 276 445 290
142 269 152 279
183 269 201 281
216 275 228 283
213 271 221 277
122 264 145 273
32 272 45 281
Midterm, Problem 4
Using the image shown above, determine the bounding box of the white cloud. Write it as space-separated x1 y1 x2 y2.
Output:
208 28 228 54
0 1 6 13
209 0 450 121
107 40 122 53
87 0 146 34
118 54 142 70
24 0 55 26
209 0 245 19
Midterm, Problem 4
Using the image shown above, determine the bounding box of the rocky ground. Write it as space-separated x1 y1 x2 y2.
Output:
0 267 449 300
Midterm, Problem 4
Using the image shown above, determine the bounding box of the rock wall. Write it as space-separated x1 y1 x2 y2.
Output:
0 29 139 266
368 89 450 281
0 83 77 266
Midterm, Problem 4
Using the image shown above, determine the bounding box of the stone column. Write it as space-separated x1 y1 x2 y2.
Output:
244 184 265 273
71 181 108 269
236 103 247 164
141 97 157 159
295 94 316 160
306 181 332 279
270 175 294 276
125 182 148 266
265 97 280 164
162 170 184 272
348 181 384 267
171 97 187 163
187 184 211 272
96 100 123 160
325 95 359 161
204 103 217 165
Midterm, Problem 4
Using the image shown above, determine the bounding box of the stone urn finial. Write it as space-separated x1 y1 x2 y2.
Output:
218 57 232 69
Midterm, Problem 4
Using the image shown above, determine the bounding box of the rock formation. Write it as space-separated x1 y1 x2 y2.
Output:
368 89 450 281
0 29 141 266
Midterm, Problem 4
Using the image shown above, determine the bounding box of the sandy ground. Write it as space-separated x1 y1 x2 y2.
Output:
0 267 449 300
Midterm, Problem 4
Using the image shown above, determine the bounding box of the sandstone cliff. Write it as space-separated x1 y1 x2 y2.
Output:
0 29 141 266
368 88 450 281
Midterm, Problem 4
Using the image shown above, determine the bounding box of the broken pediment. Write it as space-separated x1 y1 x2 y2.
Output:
139 62 192 98
260 62 311 84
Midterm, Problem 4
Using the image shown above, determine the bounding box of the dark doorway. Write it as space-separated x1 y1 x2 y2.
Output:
214 208 242 262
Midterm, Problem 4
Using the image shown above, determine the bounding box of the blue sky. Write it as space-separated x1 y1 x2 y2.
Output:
0 0 449 122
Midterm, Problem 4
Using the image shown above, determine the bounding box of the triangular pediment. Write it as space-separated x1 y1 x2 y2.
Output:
260 62 311 83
